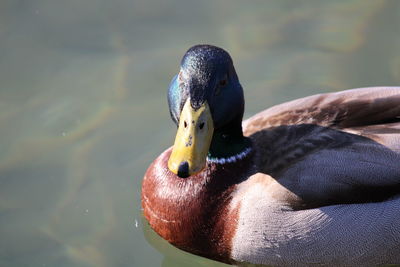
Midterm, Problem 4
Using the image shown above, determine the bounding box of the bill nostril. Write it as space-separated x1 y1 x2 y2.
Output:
177 161 190 178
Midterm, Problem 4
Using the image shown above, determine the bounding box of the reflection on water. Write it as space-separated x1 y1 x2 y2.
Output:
0 0 399 266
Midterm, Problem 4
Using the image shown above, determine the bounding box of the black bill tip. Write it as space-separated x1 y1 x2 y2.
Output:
177 161 190 178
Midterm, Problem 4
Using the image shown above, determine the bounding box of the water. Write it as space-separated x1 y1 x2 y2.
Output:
1 0 399 266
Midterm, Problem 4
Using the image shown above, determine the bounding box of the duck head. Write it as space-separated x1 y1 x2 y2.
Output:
167 45 249 178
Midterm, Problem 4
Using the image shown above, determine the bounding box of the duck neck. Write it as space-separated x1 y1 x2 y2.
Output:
207 116 252 163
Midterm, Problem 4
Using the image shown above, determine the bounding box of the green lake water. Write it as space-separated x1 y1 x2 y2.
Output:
1 0 399 266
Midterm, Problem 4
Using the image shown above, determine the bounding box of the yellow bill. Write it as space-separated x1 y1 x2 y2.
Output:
168 99 214 177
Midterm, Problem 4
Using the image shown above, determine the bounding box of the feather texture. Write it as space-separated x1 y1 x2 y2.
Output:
230 87 400 266
143 86 400 266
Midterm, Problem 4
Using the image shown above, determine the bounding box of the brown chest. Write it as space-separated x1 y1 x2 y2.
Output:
141 149 246 263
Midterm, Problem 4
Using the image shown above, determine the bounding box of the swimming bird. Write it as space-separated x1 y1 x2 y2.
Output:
141 44 400 266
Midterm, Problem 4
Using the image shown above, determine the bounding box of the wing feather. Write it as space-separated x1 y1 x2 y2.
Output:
243 87 400 208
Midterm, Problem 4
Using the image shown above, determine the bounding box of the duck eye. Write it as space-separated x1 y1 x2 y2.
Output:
219 79 227 87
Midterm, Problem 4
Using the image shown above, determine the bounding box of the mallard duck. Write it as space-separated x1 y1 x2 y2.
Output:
141 44 400 266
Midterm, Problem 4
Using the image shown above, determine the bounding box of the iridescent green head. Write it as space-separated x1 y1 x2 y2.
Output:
167 45 249 178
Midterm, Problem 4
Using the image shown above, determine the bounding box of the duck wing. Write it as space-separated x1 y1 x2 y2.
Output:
243 87 400 208
244 87 400 147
